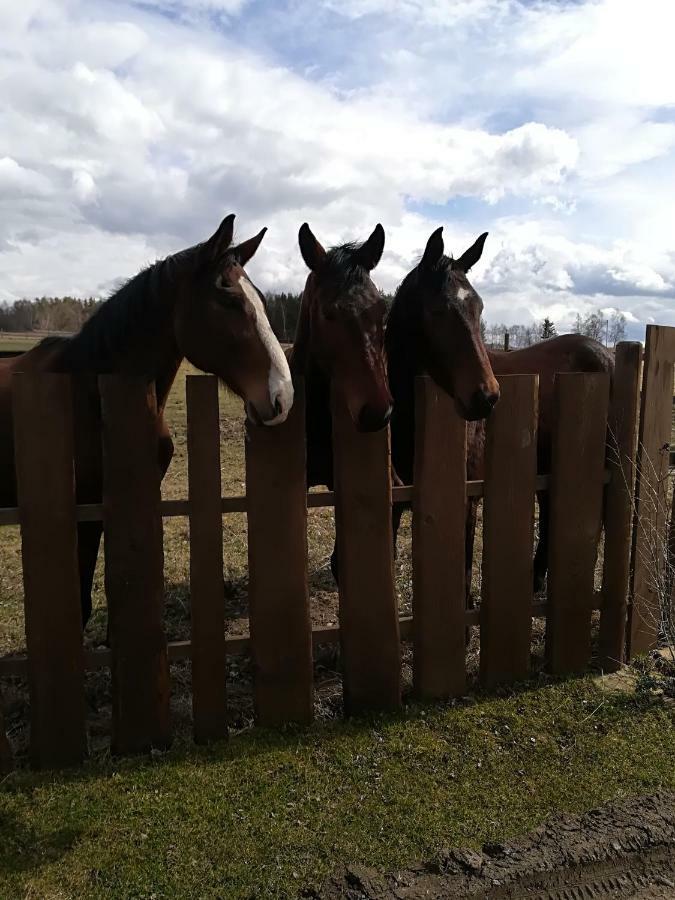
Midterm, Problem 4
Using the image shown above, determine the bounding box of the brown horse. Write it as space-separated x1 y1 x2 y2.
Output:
467 333 614 594
386 227 500 582
0 213 293 625
288 222 393 579
387 225 499 473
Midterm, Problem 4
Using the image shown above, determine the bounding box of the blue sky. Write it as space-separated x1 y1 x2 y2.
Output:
1 0 675 339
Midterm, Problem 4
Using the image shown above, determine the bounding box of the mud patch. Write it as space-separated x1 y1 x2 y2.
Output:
309 792 675 899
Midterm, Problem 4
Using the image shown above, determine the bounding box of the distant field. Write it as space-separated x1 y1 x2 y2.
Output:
0 332 39 353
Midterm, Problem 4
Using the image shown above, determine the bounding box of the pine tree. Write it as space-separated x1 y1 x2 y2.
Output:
540 317 556 339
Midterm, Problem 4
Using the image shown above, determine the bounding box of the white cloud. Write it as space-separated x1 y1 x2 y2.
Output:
0 0 673 338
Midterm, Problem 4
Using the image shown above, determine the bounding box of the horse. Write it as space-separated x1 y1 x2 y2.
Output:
0 213 294 626
287 222 393 577
386 226 614 597
386 227 500 592
467 333 614 595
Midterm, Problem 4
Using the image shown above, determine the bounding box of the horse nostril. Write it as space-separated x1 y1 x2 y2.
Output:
486 391 499 409
274 397 283 416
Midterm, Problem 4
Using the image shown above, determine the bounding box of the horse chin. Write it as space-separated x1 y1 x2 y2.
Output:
245 401 264 427
454 398 491 423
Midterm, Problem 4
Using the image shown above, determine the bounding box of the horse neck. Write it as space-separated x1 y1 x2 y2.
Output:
288 282 313 377
65 259 184 408
288 283 332 398
386 291 422 406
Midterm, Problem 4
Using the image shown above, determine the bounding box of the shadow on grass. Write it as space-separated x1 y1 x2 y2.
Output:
0 808 82 877
0 669 665 798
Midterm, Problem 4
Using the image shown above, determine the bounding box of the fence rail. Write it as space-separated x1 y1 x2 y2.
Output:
0 334 664 767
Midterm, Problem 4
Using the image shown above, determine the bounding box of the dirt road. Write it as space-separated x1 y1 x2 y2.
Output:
310 793 675 899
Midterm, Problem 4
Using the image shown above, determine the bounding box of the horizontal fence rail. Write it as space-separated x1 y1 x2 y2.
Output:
0 474 611 527
0 594 606 679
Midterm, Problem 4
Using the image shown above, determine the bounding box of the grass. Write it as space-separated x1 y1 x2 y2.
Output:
0 678 673 899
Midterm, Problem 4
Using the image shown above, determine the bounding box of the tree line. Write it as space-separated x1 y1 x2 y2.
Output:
0 294 627 348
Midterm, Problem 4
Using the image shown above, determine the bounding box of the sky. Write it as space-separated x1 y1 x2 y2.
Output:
1 0 674 338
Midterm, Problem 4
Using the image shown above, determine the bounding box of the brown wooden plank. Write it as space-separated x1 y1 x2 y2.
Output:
546 373 610 676
412 376 467 699
630 325 675 655
245 381 313 725
480 374 538 689
186 375 227 743
100 376 170 754
600 342 641 670
332 390 401 714
11 373 86 768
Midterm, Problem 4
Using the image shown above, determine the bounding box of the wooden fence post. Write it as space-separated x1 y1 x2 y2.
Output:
599 342 641 670
12 373 86 768
412 377 467 699
187 375 227 743
100 376 170 754
332 391 401 714
546 373 610 675
246 381 313 726
630 325 675 656
480 374 538 689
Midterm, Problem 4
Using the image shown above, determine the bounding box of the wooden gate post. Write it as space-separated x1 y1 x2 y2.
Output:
630 325 675 656
412 377 467 699
332 391 401 714
546 373 610 675
246 381 313 726
12 373 86 768
100 376 170 754
187 375 227 743
599 342 641 670
480 374 538 689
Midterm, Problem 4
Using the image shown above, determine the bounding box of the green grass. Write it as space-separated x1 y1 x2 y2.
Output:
0 679 673 898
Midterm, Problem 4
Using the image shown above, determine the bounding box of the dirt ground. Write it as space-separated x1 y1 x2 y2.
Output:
310 792 675 899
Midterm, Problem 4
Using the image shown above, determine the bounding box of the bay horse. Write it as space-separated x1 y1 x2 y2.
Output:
0 213 293 625
386 227 500 595
288 222 393 578
387 226 500 482
469 333 614 594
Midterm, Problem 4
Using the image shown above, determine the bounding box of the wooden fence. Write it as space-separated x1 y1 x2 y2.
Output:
0 331 672 769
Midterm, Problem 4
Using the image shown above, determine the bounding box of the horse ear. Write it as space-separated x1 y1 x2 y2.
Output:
454 232 488 273
299 223 327 271
234 227 267 267
201 213 235 263
420 227 444 269
356 224 385 271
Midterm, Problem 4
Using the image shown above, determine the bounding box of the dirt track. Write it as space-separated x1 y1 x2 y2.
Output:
309 793 675 899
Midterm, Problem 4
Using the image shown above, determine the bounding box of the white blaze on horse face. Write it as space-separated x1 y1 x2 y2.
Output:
456 287 470 302
238 275 294 425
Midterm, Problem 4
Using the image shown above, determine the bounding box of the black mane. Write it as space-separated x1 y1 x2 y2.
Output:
46 255 182 372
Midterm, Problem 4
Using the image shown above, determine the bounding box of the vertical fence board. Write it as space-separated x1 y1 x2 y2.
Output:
100 376 170 754
332 392 401 714
412 377 467 699
599 342 641 670
630 325 675 656
187 375 227 743
546 373 610 676
480 375 538 689
246 382 313 726
12 373 86 768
